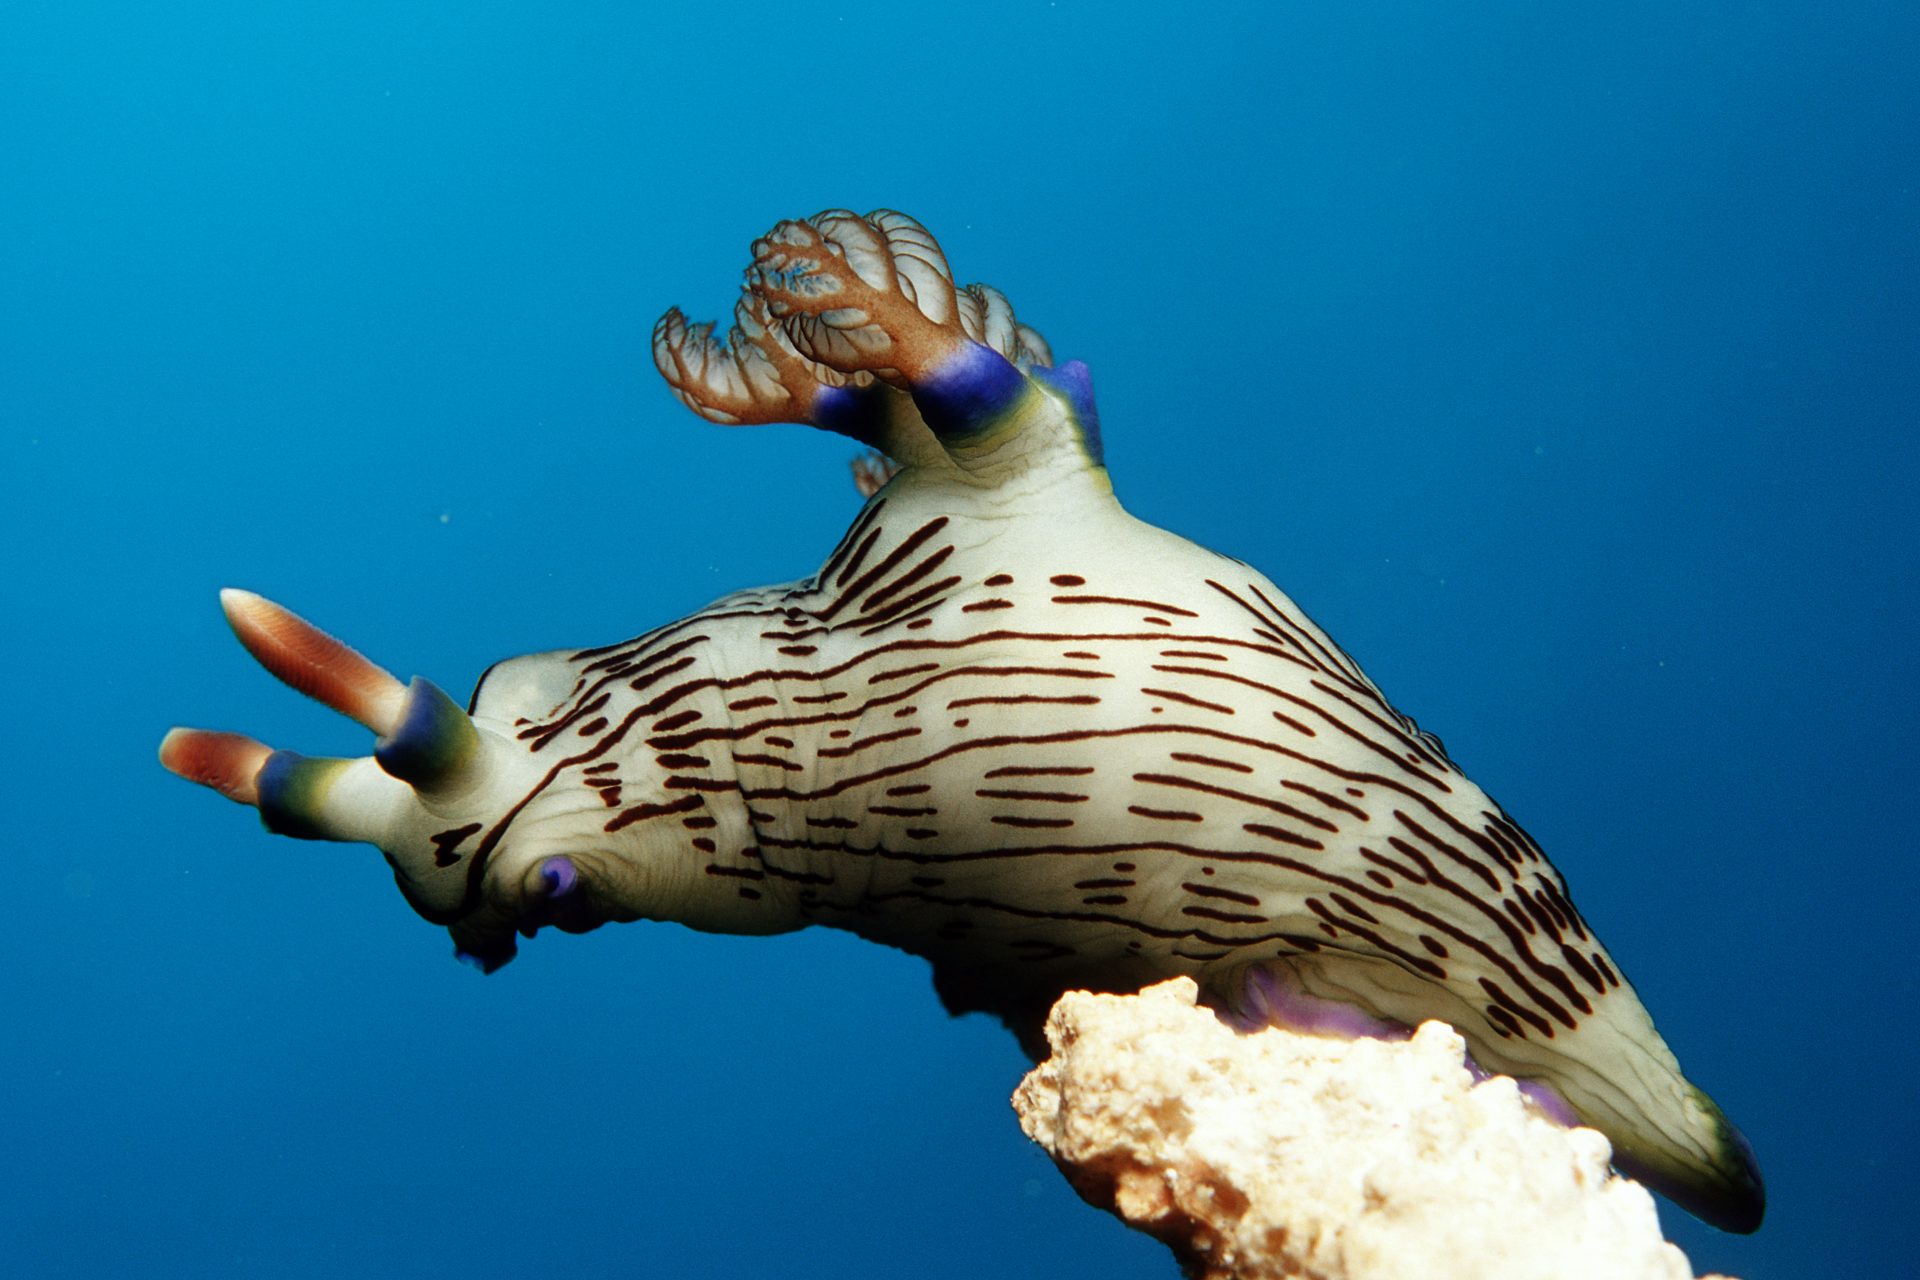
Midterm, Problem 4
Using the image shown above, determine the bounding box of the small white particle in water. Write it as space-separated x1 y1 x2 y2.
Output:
439 512 451 524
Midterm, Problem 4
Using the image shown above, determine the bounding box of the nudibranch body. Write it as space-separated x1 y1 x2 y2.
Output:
163 209 1762 1234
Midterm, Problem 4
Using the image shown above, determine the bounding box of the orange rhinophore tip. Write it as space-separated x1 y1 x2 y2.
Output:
159 728 272 806
220 588 408 735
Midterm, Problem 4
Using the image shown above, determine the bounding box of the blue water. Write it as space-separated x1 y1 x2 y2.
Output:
3 4 1912 1276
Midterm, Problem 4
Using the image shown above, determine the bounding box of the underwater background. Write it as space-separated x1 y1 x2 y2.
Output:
3 3 1913 1276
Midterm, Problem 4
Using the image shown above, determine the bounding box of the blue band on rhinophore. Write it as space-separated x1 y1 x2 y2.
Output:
375 677 479 789
1031 359 1103 463
257 750 341 840
912 341 1028 440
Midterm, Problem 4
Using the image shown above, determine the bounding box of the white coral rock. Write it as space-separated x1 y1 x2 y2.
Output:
1012 978 1732 1280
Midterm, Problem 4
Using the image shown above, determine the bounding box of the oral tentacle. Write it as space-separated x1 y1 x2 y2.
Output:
538 856 578 899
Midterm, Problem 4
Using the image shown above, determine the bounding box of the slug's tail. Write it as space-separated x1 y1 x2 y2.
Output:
1215 958 1764 1233
1608 1081 1764 1234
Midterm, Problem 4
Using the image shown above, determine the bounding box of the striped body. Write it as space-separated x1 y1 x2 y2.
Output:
496 471 1598 1038
472 456 1691 1170
164 208 1761 1233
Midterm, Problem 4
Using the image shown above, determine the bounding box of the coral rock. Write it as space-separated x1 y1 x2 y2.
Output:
1012 979 1733 1280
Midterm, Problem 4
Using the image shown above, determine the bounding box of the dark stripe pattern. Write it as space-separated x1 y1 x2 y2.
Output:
469 492 1630 1057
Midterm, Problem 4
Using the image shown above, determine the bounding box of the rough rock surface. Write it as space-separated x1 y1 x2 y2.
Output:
1012 978 1732 1280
